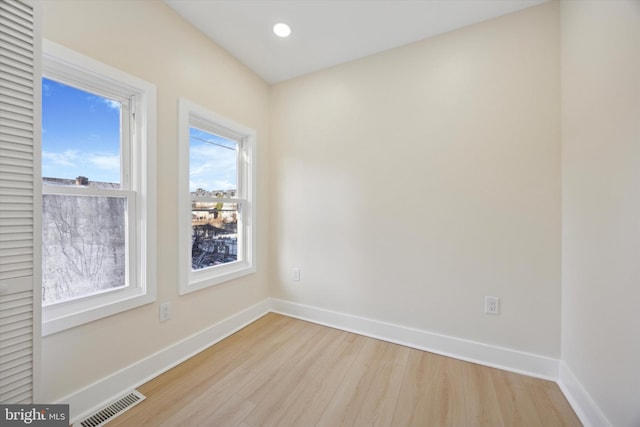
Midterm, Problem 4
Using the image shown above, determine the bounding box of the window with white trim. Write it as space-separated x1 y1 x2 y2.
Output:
41 40 156 335
178 99 255 294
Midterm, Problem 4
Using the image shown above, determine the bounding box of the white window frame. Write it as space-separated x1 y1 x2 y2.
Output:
41 40 156 335
178 98 256 295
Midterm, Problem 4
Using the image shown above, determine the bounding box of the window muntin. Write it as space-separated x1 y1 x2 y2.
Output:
41 40 156 335
178 99 255 294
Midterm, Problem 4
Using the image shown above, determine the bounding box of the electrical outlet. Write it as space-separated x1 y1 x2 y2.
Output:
485 296 500 315
293 267 300 282
159 302 171 322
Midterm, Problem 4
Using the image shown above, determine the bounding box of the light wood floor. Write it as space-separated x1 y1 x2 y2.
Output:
107 313 581 426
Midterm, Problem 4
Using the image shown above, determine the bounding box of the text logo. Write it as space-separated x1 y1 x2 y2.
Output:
1 405 69 426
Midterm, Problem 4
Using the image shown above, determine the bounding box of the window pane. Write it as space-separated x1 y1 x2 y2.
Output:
42 77 121 187
42 194 126 305
192 201 238 270
189 127 237 195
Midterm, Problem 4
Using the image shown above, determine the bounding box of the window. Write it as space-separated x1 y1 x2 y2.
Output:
178 99 256 294
41 40 156 335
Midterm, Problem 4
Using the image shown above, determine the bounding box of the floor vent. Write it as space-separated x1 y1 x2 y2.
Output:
76 390 146 427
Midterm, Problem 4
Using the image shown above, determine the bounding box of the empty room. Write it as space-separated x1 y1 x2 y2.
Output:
0 0 638 426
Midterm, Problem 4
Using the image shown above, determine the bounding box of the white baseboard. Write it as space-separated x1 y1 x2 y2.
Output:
60 299 271 425
59 297 593 426
269 298 559 381
558 361 611 427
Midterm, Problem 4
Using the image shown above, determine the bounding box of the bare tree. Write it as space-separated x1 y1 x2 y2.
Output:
42 194 125 304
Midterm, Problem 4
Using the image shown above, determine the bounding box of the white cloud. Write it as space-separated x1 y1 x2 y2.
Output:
189 143 237 192
101 98 121 110
42 149 80 167
86 95 120 112
42 81 51 97
88 153 120 171
42 150 120 182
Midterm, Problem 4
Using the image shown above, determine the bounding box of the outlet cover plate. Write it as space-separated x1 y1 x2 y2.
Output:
159 302 171 322
485 296 500 315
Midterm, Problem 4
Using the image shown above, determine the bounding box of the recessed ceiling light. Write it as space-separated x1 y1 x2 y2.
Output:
273 23 291 38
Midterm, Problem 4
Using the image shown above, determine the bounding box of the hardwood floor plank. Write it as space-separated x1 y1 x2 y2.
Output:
529 378 583 427
274 332 367 426
242 324 345 426
352 342 410 427
315 337 386 426
461 362 505 426
200 393 256 427
104 313 581 427
390 349 431 426
493 369 547 426
424 353 468 426
236 321 326 401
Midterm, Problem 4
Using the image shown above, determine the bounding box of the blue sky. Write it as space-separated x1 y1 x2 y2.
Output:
42 77 237 192
189 128 237 193
42 77 121 184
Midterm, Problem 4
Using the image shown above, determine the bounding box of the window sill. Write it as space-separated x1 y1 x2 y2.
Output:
179 261 256 295
42 291 155 336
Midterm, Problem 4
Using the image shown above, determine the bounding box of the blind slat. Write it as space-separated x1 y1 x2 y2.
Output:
0 134 33 150
0 77 33 97
0 21 33 45
0 0 34 21
0 314 31 332
0 378 32 402
0 0 36 405
0 351 31 373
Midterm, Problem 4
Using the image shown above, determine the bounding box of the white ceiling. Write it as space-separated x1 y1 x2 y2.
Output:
164 0 548 84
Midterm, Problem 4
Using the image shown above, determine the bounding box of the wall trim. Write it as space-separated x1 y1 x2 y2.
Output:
558 361 611 427
60 297 589 425
60 299 271 424
270 298 559 381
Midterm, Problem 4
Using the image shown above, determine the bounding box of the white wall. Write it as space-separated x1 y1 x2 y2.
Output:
561 1 640 426
270 3 561 357
37 1 640 424
40 0 270 402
